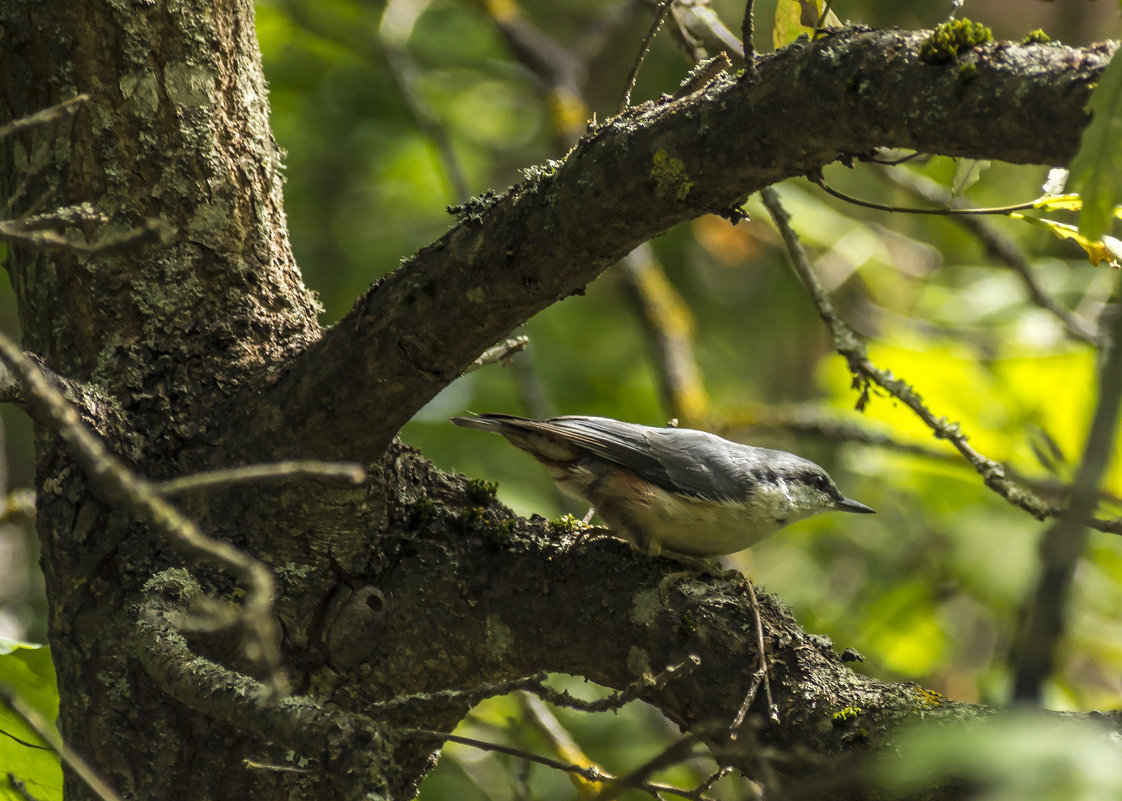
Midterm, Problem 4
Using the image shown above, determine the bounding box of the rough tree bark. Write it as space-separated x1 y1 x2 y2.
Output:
0 2 1118 800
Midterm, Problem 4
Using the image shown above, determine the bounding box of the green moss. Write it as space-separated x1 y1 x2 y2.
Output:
919 19 993 64
832 706 863 725
453 503 517 545
914 687 947 708
1022 29 1051 45
465 478 498 504
958 61 979 82
678 612 697 637
550 513 587 536
651 149 693 201
408 496 438 527
484 517 517 545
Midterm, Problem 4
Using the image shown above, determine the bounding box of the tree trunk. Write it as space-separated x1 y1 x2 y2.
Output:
0 2 1117 800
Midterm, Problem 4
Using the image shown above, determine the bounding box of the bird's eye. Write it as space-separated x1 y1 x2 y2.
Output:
811 474 830 491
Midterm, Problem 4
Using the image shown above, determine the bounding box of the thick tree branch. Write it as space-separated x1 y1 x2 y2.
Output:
224 29 1111 462
361 459 1122 797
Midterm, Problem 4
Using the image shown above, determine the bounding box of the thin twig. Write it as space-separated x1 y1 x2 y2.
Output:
814 176 1039 216
0 685 122 801
156 461 365 496
463 336 530 374
694 766 734 795
730 580 776 734
531 656 700 713
370 672 547 713
815 0 836 29
619 0 677 112
0 95 91 140
516 692 599 797
662 1 743 64
591 734 703 801
378 25 470 201
0 489 36 523
0 217 168 256
410 730 719 801
0 335 287 694
758 187 1069 526
740 0 755 75
1012 293 1122 702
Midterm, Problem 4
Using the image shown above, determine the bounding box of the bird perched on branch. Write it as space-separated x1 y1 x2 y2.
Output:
451 413 874 558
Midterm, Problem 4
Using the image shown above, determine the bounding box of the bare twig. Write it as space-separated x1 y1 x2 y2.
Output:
0 335 287 694
157 461 365 496
0 489 36 523
665 1 744 64
694 765 734 795
730 580 776 733
530 656 700 713
369 672 548 713
516 692 600 797
1012 294 1122 702
759 187 1069 526
591 733 703 801
463 336 529 374
619 0 677 112
740 0 755 75
0 95 91 140
0 685 122 801
410 729 719 801
815 0 836 29
0 217 168 256
722 404 958 462
814 175 1039 216
242 759 310 774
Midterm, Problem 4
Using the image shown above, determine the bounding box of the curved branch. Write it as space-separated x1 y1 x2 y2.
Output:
133 570 392 801
224 29 1112 462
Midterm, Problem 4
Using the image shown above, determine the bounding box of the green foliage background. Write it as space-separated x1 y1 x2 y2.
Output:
3 1 1122 799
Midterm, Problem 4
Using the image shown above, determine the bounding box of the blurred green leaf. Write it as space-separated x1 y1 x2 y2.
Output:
881 713 1122 800
1069 51 1122 240
951 158 991 197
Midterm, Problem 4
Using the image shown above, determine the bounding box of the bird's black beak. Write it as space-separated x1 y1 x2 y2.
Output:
835 497 876 514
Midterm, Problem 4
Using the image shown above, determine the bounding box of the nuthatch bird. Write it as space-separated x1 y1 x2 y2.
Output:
450 414 874 558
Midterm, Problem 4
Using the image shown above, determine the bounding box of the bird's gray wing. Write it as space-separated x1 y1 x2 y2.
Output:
544 416 757 502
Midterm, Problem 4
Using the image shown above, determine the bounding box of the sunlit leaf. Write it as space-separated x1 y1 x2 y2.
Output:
0 640 61 801
772 0 841 48
1011 214 1122 267
1033 193 1084 212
